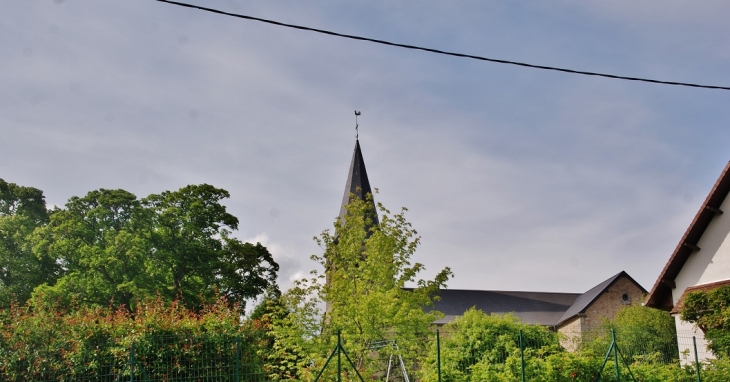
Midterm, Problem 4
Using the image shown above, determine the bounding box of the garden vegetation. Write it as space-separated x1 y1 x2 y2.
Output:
3 178 730 380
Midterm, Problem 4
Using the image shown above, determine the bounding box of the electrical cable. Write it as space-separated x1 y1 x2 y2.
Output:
154 0 730 91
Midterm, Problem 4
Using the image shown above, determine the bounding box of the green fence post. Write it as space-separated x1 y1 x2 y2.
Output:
519 330 526 382
693 336 701 382
612 330 620 382
437 329 442 382
236 336 241 382
130 342 136 382
338 331 342 382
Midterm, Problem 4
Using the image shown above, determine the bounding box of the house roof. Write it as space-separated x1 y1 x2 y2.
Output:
555 271 646 326
645 161 730 311
669 278 730 314
338 139 377 224
429 271 645 327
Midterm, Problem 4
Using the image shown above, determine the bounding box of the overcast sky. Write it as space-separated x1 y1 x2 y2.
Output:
3 1 730 296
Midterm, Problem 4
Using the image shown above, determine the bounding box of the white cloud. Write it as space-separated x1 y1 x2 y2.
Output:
245 232 315 292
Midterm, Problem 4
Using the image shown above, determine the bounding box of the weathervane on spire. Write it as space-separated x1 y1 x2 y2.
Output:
354 110 361 140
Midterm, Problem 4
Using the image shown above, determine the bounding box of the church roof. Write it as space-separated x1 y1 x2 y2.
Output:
338 139 377 224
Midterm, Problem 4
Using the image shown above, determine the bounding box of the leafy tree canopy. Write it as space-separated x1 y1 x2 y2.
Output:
0 180 278 312
30 188 157 309
0 179 53 307
0 179 48 223
140 184 279 309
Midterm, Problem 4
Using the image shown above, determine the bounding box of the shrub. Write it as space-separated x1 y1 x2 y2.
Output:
419 308 559 381
0 295 267 381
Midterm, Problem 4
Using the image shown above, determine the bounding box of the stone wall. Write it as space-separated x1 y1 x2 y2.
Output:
556 275 645 351
557 316 584 352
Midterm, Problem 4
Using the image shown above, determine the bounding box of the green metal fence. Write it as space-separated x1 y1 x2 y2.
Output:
0 327 726 381
426 327 720 382
0 334 268 381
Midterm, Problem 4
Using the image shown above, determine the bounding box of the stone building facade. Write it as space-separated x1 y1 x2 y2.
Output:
428 271 647 346
556 274 646 350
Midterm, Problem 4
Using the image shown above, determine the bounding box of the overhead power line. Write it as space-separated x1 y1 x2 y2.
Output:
154 0 730 91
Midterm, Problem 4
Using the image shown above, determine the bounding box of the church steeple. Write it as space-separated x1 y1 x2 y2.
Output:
326 126 377 314
338 139 378 224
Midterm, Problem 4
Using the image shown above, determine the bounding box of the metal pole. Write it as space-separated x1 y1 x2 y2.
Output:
341 344 367 382
386 354 393 381
519 330 526 382
338 331 342 382
612 330 620 382
236 336 241 382
313 346 339 381
130 342 135 382
436 330 442 382
693 336 701 382
398 354 411 382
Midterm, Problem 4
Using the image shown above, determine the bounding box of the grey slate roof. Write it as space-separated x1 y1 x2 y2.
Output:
338 139 378 224
428 289 580 326
428 271 646 327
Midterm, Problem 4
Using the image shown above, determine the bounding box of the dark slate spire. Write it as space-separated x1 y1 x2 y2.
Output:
338 139 378 224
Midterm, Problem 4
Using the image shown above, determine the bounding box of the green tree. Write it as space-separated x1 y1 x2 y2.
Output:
0 179 55 307
0 179 48 223
604 304 679 363
680 285 730 358
268 194 452 380
142 184 279 310
31 184 279 312
30 188 159 308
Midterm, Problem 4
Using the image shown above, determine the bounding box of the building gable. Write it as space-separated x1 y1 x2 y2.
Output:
556 271 646 328
646 161 730 311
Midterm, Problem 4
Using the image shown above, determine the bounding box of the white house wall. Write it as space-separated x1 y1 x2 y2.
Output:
673 315 714 364
673 197 730 295
671 193 730 362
